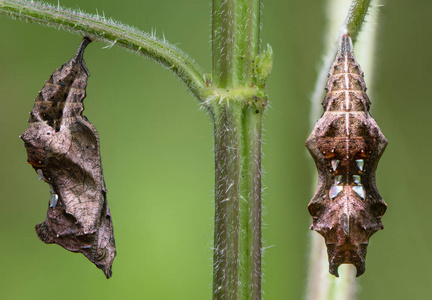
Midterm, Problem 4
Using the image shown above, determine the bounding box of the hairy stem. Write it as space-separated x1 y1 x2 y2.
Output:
212 0 261 88
211 1 264 299
212 0 236 88
234 0 261 86
209 87 266 300
238 105 262 299
213 102 241 300
346 0 373 42
210 1 265 298
306 0 378 299
0 0 206 99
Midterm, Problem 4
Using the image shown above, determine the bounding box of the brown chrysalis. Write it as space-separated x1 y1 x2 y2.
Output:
305 34 387 277
20 37 116 278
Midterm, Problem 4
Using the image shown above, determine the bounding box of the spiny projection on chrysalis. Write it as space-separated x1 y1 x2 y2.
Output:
20 37 116 278
305 34 387 277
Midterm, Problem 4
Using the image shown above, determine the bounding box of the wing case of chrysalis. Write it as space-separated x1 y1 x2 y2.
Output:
305 34 387 277
20 37 116 278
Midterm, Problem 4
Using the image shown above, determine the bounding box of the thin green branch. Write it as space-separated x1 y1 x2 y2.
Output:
0 0 206 100
346 0 373 42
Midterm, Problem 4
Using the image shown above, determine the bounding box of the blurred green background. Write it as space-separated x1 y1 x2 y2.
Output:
0 0 431 299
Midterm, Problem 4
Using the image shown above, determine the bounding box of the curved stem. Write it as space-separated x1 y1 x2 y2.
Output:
0 0 206 100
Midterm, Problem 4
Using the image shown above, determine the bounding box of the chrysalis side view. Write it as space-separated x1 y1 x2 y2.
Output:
20 38 116 278
305 34 387 277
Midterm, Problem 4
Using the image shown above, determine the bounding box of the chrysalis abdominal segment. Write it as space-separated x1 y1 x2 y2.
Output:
21 37 116 278
305 34 387 277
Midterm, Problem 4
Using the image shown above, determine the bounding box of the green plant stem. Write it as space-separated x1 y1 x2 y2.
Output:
234 0 261 86
209 87 266 300
212 0 261 88
238 105 262 300
210 1 265 299
212 101 242 300
346 0 373 42
0 0 206 100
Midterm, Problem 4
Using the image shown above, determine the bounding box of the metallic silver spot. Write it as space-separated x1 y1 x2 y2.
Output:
356 159 364 171
37 169 44 181
329 186 343 199
49 193 58 208
335 175 343 185
331 160 340 171
353 175 361 185
353 186 365 199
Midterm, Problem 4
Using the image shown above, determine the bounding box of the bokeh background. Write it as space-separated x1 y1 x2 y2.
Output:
0 0 431 299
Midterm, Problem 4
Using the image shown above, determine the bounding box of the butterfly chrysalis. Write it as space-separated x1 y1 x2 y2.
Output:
305 34 387 277
20 37 116 278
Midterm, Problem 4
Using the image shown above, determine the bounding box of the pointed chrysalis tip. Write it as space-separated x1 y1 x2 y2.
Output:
338 33 353 57
103 266 113 279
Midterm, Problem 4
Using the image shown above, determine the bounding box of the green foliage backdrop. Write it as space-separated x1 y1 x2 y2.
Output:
0 0 431 299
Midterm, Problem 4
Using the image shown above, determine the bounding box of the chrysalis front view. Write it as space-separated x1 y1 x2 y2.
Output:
20 38 116 278
305 34 387 277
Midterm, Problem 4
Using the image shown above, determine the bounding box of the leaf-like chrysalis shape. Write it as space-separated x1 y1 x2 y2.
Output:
20 37 116 278
305 34 387 277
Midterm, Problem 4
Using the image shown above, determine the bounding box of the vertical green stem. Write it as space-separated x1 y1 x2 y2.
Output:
235 0 261 85
212 0 222 84
238 106 262 299
212 0 236 87
212 0 261 88
211 0 264 299
211 96 264 300
213 102 242 300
